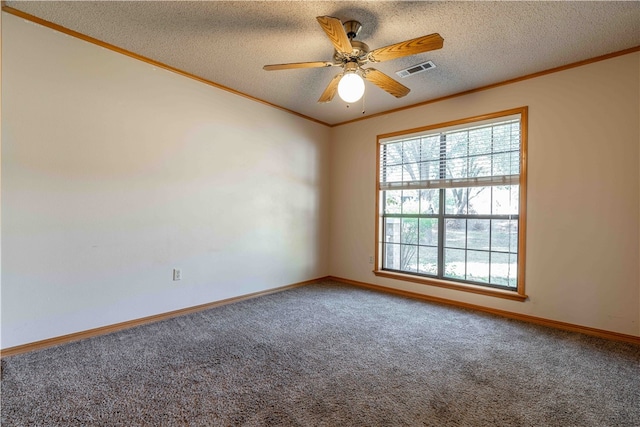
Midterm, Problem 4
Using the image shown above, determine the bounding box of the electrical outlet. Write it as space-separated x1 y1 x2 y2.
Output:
173 268 182 281
369 256 374 264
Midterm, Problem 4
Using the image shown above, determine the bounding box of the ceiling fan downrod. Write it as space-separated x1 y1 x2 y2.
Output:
343 20 362 40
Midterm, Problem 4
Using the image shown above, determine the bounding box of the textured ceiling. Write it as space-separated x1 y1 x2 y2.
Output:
5 1 640 126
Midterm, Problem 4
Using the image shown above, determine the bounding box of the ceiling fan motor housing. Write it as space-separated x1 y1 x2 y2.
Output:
334 40 370 62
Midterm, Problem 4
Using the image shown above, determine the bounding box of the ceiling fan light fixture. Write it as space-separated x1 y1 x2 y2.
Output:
337 72 365 103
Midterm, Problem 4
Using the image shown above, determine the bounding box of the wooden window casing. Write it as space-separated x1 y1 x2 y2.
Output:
374 107 528 301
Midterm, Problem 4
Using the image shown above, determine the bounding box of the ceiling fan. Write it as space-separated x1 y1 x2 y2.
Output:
263 16 444 104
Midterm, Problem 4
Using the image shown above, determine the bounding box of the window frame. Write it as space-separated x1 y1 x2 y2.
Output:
374 107 528 301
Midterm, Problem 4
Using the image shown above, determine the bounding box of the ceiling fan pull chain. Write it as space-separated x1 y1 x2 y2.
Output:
362 89 366 115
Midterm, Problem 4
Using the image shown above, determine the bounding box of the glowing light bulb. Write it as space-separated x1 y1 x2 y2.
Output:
337 72 365 103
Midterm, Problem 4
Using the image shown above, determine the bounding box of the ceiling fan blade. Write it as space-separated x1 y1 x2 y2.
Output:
263 61 335 71
316 16 353 55
368 33 444 62
318 73 342 103
363 68 410 98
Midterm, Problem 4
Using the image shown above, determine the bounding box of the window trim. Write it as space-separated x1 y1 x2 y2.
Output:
374 107 528 301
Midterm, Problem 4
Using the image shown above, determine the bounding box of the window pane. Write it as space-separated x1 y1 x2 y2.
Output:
492 185 519 215
383 143 403 166
401 190 419 214
446 131 468 160
384 217 400 243
446 156 467 179
445 219 466 249
402 139 421 163
508 254 518 288
401 218 419 244
510 153 520 176
467 219 490 250
420 189 439 214
418 246 438 275
445 188 467 215
468 127 492 156
491 252 517 288
493 123 518 152
384 165 403 183
421 135 440 161
470 155 492 178
491 220 518 253
467 250 490 284
444 248 465 280
402 162 420 183
400 244 418 272
419 218 438 246
419 160 440 181
490 252 511 286
493 151 520 176
446 186 492 215
384 191 401 214
384 243 401 270
467 186 491 215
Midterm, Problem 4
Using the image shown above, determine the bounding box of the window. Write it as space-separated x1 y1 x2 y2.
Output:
375 108 527 301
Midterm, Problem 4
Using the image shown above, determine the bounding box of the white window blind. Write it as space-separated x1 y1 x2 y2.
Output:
380 118 521 191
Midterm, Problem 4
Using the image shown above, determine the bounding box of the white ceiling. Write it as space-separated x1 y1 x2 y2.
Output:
5 1 640 126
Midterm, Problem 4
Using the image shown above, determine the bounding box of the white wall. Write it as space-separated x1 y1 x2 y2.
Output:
1 14 331 348
330 52 640 337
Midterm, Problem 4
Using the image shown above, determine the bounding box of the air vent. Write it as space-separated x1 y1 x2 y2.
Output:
395 60 436 78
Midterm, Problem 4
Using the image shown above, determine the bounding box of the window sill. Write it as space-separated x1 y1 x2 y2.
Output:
373 270 528 302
